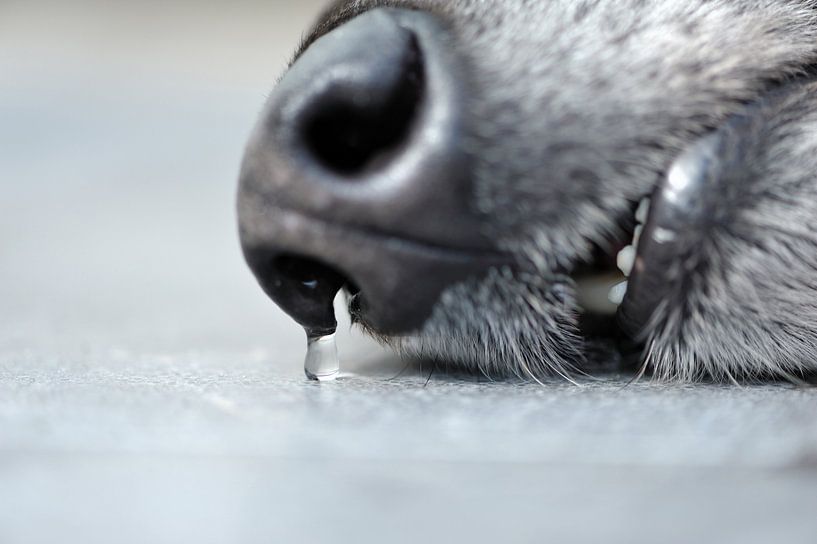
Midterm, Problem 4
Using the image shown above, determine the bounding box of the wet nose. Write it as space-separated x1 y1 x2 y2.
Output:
238 8 503 335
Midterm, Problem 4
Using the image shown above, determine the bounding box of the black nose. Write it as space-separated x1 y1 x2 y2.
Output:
238 8 504 335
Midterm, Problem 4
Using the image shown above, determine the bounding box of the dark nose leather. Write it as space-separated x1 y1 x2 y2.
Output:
238 8 504 335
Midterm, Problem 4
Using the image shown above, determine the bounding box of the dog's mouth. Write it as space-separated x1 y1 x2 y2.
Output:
340 195 653 338
571 197 651 319
571 124 729 346
339 195 653 340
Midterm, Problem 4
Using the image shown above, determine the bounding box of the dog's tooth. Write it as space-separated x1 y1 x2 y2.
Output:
616 245 636 276
608 280 628 305
633 224 643 243
635 197 651 224
574 272 624 314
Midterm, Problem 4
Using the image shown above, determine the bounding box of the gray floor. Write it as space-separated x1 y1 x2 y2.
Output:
2 2 817 543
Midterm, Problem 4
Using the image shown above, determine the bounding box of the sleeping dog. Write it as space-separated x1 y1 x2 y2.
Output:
238 0 817 382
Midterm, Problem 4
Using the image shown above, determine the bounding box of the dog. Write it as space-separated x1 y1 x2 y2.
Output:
238 0 817 382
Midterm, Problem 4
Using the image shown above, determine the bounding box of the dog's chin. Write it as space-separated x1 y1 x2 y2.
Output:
346 266 595 381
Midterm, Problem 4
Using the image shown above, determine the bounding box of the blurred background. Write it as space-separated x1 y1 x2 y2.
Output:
0 0 340 358
2 2 817 543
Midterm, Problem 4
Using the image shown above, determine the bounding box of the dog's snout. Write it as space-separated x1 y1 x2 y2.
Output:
238 8 504 334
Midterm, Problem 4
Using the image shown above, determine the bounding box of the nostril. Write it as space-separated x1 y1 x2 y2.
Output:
299 34 425 176
247 251 351 335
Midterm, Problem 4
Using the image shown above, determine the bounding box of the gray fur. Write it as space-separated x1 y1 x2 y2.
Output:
290 0 817 381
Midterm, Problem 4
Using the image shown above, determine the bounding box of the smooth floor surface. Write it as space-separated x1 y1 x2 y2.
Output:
2 2 817 543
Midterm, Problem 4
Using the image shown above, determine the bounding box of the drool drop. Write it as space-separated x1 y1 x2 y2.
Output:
253 254 345 381
304 330 340 381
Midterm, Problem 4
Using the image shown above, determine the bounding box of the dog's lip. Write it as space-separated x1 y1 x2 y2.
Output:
240 199 517 334
617 131 727 339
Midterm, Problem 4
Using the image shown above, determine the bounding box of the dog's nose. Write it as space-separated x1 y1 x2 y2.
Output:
238 8 505 335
